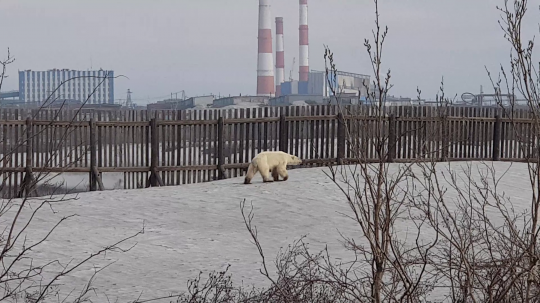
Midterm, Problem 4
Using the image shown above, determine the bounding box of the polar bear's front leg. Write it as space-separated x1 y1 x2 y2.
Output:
276 165 289 181
272 168 280 181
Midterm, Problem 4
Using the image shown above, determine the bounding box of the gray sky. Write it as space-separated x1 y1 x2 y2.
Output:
1 0 539 104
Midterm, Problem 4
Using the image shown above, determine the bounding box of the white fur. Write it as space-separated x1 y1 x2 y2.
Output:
244 151 303 184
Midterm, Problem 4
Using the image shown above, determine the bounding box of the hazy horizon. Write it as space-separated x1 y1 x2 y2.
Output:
1 0 539 104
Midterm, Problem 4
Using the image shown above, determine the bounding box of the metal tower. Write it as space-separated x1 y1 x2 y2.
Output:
126 89 133 109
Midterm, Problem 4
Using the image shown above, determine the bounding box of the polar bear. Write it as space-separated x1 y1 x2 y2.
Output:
244 151 303 184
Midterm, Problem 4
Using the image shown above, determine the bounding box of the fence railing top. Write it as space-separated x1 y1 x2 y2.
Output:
0 115 537 126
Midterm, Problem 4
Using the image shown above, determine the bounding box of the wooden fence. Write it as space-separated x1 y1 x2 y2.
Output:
0 105 537 198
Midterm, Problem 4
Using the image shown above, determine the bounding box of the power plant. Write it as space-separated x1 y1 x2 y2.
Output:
256 0 370 101
257 0 311 97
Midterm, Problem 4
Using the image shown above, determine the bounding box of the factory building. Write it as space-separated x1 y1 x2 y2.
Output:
147 95 214 110
278 70 370 98
213 95 268 108
182 95 214 109
18 69 114 104
306 70 370 97
280 80 307 96
269 94 325 106
0 90 20 100
269 94 361 106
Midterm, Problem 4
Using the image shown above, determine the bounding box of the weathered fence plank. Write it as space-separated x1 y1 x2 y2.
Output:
493 115 502 161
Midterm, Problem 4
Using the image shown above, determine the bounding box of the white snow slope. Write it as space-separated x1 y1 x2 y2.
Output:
4 161 532 302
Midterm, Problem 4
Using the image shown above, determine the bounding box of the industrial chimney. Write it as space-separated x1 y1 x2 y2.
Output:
275 17 285 97
299 0 309 82
257 0 275 96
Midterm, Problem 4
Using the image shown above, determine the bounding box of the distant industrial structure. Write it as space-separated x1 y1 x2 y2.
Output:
18 69 114 104
275 17 285 97
147 95 214 111
268 93 361 107
256 0 310 97
299 0 309 83
254 0 373 102
269 94 324 106
213 95 268 108
125 89 134 109
0 90 20 101
457 87 518 107
278 70 370 97
256 0 275 96
0 68 115 108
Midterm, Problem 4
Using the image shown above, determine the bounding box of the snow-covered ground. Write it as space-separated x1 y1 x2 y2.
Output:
1 139 341 195
3 161 533 302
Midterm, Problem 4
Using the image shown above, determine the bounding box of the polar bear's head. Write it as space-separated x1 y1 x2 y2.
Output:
288 155 303 165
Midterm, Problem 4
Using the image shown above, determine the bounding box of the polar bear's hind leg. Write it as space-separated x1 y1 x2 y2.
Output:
244 163 258 184
257 161 273 183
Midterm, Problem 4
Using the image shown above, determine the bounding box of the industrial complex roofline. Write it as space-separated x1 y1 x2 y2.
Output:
310 69 370 80
0 90 20 99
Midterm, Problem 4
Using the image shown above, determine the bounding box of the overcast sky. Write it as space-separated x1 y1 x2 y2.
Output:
1 0 539 104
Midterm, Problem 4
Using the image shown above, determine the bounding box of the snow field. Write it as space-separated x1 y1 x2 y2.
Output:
2 161 532 302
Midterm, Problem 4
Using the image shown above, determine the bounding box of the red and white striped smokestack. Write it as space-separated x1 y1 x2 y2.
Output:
275 17 285 97
257 0 275 96
299 0 309 82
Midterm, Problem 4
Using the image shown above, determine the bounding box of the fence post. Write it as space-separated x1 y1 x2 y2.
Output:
387 114 396 162
148 117 164 187
493 115 502 161
279 114 288 153
89 118 103 191
217 116 226 180
337 113 346 164
18 117 38 198
89 119 97 191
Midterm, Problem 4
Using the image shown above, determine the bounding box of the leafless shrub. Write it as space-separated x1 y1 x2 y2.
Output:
0 48 14 92
398 0 540 301
240 199 355 302
415 0 540 301
408 160 536 302
319 0 444 301
130 265 260 303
